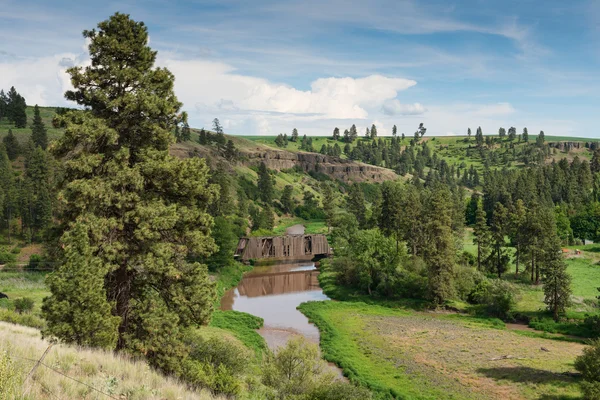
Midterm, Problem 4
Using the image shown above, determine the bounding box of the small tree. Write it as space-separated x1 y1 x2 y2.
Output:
31 105 48 150
2 130 20 161
543 242 572 321
575 339 600 400
13 297 34 314
291 128 299 142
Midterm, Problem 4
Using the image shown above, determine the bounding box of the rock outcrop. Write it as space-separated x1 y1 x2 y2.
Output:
242 147 397 183
170 141 398 183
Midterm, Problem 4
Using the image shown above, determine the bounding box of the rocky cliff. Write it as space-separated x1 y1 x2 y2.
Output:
242 148 397 183
170 141 398 183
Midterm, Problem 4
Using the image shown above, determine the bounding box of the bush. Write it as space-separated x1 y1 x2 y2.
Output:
469 279 517 320
0 309 45 329
0 351 21 400
454 265 484 301
575 339 600 400
0 250 16 265
13 297 34 314
262 337 335 398
27 254 45 270
181 332 251 397
585 314 600 338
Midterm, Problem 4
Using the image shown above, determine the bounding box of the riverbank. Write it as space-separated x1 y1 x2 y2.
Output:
210 262 267 354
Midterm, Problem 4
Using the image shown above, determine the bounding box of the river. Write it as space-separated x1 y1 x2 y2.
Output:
220 261 330 349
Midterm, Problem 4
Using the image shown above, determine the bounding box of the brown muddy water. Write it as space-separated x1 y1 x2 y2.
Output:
220 262 330 349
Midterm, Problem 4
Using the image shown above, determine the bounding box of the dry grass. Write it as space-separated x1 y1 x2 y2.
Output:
0 322 219 400
301 301 585 399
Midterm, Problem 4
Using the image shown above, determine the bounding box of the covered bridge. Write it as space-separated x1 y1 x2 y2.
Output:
234 234 331 262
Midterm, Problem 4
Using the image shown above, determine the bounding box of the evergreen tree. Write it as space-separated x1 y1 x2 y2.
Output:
401 132 405 141
424 185 456 304
257 162 274 204
3 129 20 160
542 237 572 321
509 199 527 275
365 127 370 139
508 127 517 141
370 124 377 140
44 222 122 348
0 90 7 120
522 127 529 143
378 181 403 253
0 144 17 243
392 125 397 136
347 183 367 229
213 118 226 146
349 124 358 142
498 127 506 139
473 202 492 271
42 13 217 374
291 128 299 142
491 202 509 277
536 130 545 147
224 140 237 160
476 127 484 147
31 104 48 150
332 127 340 141
7 87 27 128
321 182 336 231
467 127 472 140
281 185 294 214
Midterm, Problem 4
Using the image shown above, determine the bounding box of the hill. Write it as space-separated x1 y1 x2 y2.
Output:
0 321 219 400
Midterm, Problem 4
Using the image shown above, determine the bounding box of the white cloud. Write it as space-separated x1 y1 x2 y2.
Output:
382 100 427 116
160 57 417 132
0 53 79 106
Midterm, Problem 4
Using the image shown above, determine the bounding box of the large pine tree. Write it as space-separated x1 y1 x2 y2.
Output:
42 13 218 374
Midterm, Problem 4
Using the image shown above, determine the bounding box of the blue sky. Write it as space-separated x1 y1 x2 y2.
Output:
1 0 599 137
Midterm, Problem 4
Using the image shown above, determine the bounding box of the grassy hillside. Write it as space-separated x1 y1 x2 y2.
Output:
0 106 64 144
241 134 598 173
0 321 220 400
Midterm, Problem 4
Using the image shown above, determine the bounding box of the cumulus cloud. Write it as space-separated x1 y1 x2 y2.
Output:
382 99 427 116
161 58 416 123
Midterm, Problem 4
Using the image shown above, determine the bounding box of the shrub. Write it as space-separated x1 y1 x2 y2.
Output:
469 279 517 320
13 297 34 314
0 250 16 265
27 254 45 270
0 351 21 400
575 339 600 400
0 309 45 329
454 265 484 301
585 315 600 338
181 332 251 397
262 336 335 398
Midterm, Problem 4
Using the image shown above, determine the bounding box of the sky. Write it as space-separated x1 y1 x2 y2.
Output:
1 0 599 138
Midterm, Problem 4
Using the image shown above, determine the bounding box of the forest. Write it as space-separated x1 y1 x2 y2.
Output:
1 11 600 400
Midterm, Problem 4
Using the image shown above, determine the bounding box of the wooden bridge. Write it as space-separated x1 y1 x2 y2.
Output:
234 234 331 262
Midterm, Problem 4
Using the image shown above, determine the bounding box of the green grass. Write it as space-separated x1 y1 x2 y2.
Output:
0 106 64 144
0 271 49 328
299 300 585 400
210 262 267 354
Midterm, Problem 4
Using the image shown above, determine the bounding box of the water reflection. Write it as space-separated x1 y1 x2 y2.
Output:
220 262 330 348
